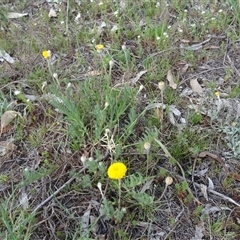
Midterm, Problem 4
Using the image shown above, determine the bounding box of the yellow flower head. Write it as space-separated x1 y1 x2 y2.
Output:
214 91 219 97
42 50 51 59
107 162 127 180
96 44 104 51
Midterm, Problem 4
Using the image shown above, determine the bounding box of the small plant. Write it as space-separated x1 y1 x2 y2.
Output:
175 182 188 199
193 205 204 221
190 111 203 125
222 120 240 157
228 0 240 35
229 86 240 98
107 162 127 213
0 190 35 240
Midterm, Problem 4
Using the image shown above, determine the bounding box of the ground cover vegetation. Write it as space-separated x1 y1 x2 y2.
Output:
0 0 240 239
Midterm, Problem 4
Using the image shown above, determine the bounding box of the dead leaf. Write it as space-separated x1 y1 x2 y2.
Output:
155 108 163 122
209 45 220 49
19 189 29 210
7 12 28 19
0 141 15 157
180 63 189 74
201 204 230 216
1 110 21 134
0 50 15 64
130 70 148 84
182 38 211 51
140 179 154 193
209 189 240 207
168 111 176 125
200 184 208 201
48 8 57 18
191 222 205 240
1 124 13 134
169 105 181 116
114 70 148 87
81 202 91 236
190 79 203 93
207 177 214 190
82 70 102 77
167 69 177 89
46 0 60 2
180 87 193 97
145 103 165 111
181 39 190 43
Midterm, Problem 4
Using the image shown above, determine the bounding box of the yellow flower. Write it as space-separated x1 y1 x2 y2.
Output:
214 91 219 97
42 50 51 59
107 162 127 180
96 44 104 51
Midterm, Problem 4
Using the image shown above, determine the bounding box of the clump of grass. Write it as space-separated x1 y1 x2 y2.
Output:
48 80 139 150
0 190 35 240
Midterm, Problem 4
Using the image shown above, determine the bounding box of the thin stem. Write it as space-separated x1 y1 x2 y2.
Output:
118 179 121 210
65 0 69 34
160 89 164 131
146 152 150 177
158 184 167 201
124 50 129 69
47 59 59 86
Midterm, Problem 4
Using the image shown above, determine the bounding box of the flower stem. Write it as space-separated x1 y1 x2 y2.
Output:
118 179 121 210
47 59 59 86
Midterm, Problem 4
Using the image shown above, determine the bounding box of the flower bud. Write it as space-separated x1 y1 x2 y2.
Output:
165 176 173 186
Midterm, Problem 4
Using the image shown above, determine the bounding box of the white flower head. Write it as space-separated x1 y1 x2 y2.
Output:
165 176 173 186
66 82 72 90
80 155 87 165
104 102 109 109
97 182 104 198
109 59 114 68
144 142 151 150
41 81 47 92
122 44 127 51
14 90 21 96
53 73 58 79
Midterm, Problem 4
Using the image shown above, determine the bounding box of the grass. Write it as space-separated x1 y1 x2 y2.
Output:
0 0 240 239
